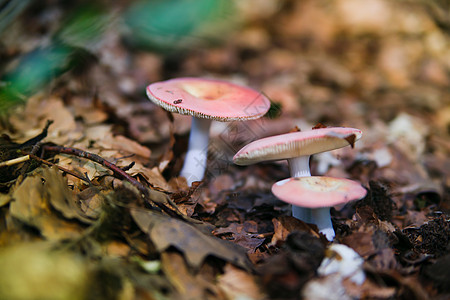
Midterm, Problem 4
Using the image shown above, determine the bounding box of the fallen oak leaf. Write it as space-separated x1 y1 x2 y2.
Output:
270 216 326 247
41 167 94 224
218 264 265 300
9 96 81 146
161 251 213 299
170 181 203 205
130 208 252 271
43 145 181 216
96 135 151 159
9 167 84 240
0 192 11 207
213 223 266 253
43 144 175 215
19 119 53 148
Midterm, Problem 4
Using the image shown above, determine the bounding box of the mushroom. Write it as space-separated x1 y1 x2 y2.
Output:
302 244 366 299
147 77 270 185
272 176 367 240
233 127 362 228
317 244 366 285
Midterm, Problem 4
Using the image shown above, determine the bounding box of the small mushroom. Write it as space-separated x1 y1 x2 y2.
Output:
147 77 270 186
302 244 366 299
233 127 362 222
317 244 366 285
272 176 367 240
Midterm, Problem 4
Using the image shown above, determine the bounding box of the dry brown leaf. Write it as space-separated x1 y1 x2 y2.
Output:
161 252 211 300
54 154 112 186
71 96 108 125
369 248 397 271
358 278 396 299
0 193 12 207
42 167 93 224
214 222 265 253
312 123 327 129
9 96 81 145
130 208 252 270
341 232 377 257
270 216 322 247
78 187 108 219
81 124 112 142
97 135 151 159
9 167 84 240
102 241 131 258
289 125 301 132
217 264 265 300
76 124 151 159
128 165 171 191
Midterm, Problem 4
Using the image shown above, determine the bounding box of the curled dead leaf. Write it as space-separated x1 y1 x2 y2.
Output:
218 264 265 300
130 208 252 271
312 123 328 129
9 167 85 240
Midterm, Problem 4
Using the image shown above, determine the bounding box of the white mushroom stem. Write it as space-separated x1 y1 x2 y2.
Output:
288 156 311 177
311 207 335 241
288 155 312 223
288 155 335 241
180 117 212 186
292 205 312 223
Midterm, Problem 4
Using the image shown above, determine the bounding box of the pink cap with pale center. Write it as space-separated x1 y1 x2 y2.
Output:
233 127 362 165
146 77 270 121
272 176 367 208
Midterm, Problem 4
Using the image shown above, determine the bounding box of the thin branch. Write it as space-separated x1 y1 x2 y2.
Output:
0 155 30 167
41 145 187 219
23 152 91 184
20 120 54 148
42 145 149 196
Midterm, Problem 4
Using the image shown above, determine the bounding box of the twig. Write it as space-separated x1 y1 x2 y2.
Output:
23 152 91 184
42 145 149 196
41 145 188 219
20 120 53 148
0 155 30 167
19 141 44 176
30 141 42 155
17 120 53 177
121 161 135 172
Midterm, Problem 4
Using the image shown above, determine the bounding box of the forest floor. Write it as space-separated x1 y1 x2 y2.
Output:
0 0 449 299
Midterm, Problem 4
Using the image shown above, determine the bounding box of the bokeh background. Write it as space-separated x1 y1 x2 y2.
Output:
0 0 449 299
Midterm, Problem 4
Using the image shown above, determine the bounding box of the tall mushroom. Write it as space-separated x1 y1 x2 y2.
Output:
233 127 362 227
147 77 270 186
272 176 367 240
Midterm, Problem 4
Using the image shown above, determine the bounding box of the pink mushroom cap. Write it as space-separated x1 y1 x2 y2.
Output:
233 127 362 165
272 176 367 208
146 77 270 121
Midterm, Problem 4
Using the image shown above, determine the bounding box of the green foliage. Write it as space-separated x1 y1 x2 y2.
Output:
54 5 111 49
265 100 283 119
5 46 72 94
122 0 237 51
0 0 31 34
0 4 109 112
0 45 72 112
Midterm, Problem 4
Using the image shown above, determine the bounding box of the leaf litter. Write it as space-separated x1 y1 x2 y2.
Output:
0 0 449 299
130 207 252 271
